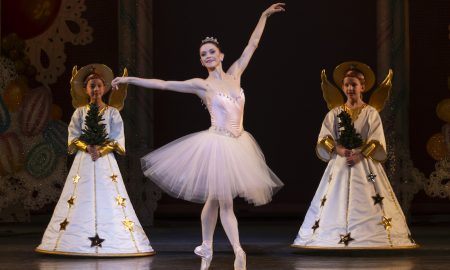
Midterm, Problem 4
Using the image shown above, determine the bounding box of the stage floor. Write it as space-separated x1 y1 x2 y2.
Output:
0 220 449 269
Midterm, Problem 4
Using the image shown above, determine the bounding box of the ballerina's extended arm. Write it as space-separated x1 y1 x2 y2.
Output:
227 3 285 77
111 77 207 96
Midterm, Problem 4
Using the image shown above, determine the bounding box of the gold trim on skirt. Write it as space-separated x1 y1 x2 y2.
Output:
35 248 155 257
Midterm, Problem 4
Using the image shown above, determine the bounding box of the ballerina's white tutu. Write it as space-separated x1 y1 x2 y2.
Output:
141 89 283 205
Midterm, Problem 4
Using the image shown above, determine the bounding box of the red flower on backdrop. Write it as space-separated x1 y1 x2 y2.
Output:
2 0 62 40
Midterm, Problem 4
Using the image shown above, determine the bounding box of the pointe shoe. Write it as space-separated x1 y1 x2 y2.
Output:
234 247 246 270
194 244 213 270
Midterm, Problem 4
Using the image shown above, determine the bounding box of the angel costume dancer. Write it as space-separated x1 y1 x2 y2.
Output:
36 64 154 256
292 62 417 249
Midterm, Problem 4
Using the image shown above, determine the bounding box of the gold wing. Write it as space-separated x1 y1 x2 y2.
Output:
70 65 89 108
321 69 344 110
108 68 128 111
368 69 393 112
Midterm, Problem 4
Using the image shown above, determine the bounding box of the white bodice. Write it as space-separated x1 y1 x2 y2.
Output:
205 89 245 137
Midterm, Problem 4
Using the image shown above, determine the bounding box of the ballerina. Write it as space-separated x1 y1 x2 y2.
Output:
112 3 285 269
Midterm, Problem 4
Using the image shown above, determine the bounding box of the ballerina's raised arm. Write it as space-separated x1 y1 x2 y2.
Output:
227 3 285 77
111 3 285 97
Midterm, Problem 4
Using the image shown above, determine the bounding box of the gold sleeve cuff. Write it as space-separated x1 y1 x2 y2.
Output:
320 135 336 153
361 140 387 162
68 139 88 154
99 140 126 156
361 141 376 157
316 135 336 162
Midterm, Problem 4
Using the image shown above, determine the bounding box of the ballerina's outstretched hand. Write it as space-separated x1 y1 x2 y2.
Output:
263 3 286 17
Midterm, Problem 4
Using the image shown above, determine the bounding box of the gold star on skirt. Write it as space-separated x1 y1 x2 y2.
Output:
122 218 135 232
110 174 118 182
72 174 81 183
115 195 127 207
380 216 392 230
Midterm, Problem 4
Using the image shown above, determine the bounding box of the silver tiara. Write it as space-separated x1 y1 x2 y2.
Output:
201 36 219 44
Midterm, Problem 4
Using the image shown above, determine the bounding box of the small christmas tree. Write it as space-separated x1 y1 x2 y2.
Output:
79 103 108 145
337 110 363 149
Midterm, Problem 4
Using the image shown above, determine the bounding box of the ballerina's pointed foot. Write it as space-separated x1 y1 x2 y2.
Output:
199 258 211 270
234 247 246 270
194 244 213 270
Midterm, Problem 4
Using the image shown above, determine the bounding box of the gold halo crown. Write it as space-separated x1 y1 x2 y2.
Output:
70 64 114 108
333 61 375 92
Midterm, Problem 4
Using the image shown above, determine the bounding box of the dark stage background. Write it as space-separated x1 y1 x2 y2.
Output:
3 0 448 220
151 0 378 216
152 0 450 218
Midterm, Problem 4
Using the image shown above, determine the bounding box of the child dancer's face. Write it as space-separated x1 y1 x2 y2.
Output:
85 78 106 102
342 77 364 102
